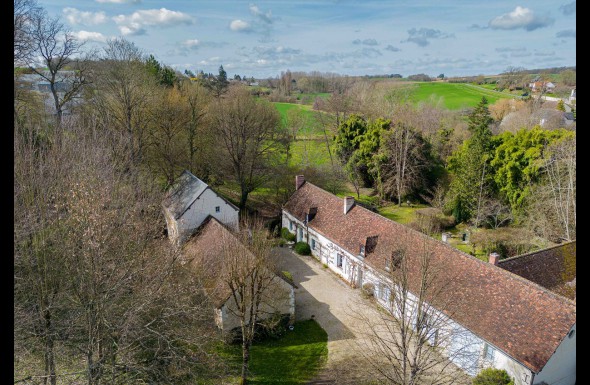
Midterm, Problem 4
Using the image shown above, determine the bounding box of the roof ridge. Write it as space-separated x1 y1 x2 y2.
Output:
300 181 576 308
498 240 576 263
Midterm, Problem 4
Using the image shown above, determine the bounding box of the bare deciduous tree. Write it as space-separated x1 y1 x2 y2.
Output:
145 86 191 186
217 219 290 385
29 11 90 126
91 37 157 165
15 110 224 385
179 80 212 177
209 85 285 211
351 239 472 385
377 122 429 205
14 0 41 65
527 136 576 242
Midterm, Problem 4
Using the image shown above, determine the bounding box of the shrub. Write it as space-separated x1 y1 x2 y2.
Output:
282 271 293 282
281 227 296 242
361 282 374 298
275 238 286 247
414 208 456 234
294 242 311 255
472 368 514 385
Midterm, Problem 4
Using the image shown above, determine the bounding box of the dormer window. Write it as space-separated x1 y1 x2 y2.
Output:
386 250 404 272
360 245 365 256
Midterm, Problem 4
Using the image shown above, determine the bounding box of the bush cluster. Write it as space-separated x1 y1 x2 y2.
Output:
281 227 296 242
294 242 311 255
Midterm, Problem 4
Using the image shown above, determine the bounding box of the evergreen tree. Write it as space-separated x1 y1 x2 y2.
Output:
446 97 495 224
202 65 229 97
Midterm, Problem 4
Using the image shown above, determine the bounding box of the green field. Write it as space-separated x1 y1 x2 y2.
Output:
295 92 331 105
274 102 315 119
273 103 325 137
407 82 516 110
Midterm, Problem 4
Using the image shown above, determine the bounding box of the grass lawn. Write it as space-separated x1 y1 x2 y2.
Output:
295 92 331 105
406 82 516 110
273 102 326 137
377 202 429 225
220 319 328 384
289 139 334 168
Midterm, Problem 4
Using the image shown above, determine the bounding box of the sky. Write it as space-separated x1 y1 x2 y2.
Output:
36 0 576 79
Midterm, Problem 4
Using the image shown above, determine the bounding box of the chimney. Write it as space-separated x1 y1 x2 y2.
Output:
344 196 355 214
488 252 500 266
295 175 305 190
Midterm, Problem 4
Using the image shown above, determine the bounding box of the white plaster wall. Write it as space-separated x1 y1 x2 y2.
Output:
282 210 362 285
489 348 533 385
363 268 530 381
533 324 576 385
178 188 239 238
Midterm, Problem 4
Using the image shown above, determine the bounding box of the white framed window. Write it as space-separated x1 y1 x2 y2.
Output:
215 206 220 213
311 238 316 250
289 221 293 230
380 284 390 302
483 343 495 362
337 253 343 269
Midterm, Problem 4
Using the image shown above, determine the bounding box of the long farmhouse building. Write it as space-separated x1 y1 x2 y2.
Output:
282 175 575 385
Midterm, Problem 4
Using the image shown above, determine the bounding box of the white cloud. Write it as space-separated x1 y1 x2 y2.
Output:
385 45 401 52
113 8 194 35
489 6 554 31
72 30 107 43
230 19 251 31
249 4 273 24
63 8 107 25
183 39 200 48
96 0 141 3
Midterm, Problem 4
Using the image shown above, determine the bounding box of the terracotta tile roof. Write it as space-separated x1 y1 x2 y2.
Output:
283 181 576 373
182 216 296 308
181 217 240 307
498 242 576 300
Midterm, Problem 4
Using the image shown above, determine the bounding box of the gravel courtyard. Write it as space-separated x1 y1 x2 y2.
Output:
272 247 382 384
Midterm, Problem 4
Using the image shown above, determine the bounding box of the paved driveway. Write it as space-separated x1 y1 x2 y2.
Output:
272 247 382 384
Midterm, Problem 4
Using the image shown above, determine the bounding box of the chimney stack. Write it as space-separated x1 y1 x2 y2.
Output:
488 252 500 266
344 196 355 214
295 175 305 190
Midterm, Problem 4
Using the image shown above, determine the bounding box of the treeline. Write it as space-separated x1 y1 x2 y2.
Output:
499 66 575 75
331 96 575 245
